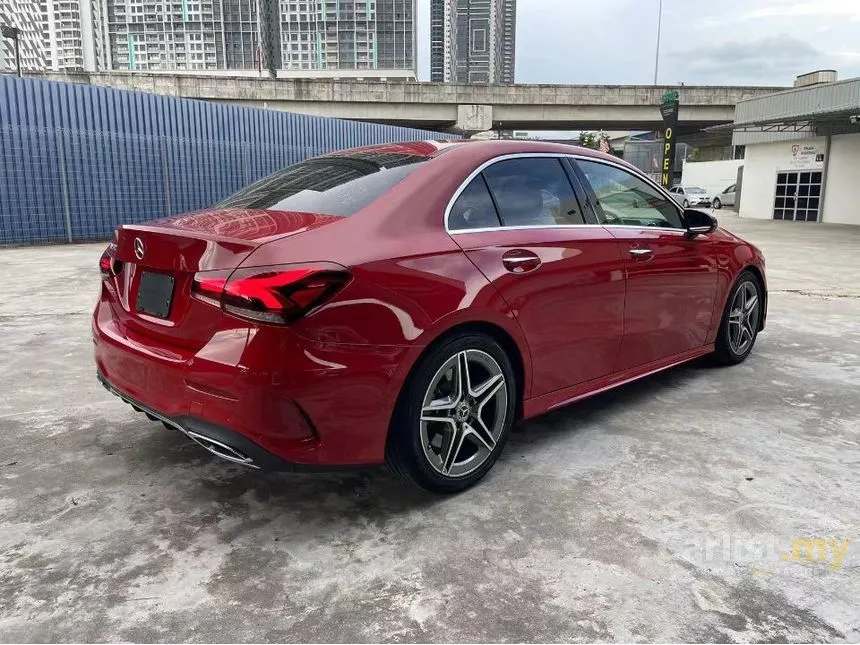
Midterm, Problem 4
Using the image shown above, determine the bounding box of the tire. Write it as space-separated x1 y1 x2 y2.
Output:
683 199 690 208
386 333 517 494
713 198 722 210
713 271 763 365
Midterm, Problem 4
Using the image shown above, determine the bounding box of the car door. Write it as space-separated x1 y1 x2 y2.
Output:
724 184 736 206
447 155 626 397
573 158 719 371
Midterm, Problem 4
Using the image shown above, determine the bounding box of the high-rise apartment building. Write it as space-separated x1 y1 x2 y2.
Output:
45 0 110 70
1 1 45 72
104 0 415 75
2 0 416 74
279 0 415 73
430 0 515 84
499 0 514 83
106 0 229 71
1 0 108 71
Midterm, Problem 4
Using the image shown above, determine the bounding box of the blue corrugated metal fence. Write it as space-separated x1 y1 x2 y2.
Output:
0 75 458 245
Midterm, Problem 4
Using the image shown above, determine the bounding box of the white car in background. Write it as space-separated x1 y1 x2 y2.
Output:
713 184 737 209
668 186 712 208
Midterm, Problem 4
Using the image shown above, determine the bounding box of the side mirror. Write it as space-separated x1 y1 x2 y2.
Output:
683 209 717 238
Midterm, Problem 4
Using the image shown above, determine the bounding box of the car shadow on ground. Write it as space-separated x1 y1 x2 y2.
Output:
509 358 710 444
115 358 715 521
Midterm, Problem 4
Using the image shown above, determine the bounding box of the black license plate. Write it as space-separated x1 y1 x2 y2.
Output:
136 272 175 319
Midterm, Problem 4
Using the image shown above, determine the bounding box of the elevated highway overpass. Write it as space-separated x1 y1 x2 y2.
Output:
36 72 785 135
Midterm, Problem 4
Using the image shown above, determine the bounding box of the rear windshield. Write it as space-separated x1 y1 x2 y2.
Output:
216 151 427 216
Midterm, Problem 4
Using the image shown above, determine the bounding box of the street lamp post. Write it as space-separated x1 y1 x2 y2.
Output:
1 25 21 77
653 0 663 85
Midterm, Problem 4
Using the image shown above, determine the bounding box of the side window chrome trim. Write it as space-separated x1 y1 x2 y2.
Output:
450 224 600 234
444 152 687 235
603 224 688 233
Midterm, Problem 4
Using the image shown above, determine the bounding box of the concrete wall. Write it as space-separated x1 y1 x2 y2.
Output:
822 133 860 225
681 159 744 197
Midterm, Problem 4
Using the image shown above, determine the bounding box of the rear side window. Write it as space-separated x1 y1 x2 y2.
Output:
482 158 586 226
448 176 502 231
217 153 426 216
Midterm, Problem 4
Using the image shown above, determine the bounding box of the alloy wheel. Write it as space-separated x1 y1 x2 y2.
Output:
728 281 760 355
419 350 508 478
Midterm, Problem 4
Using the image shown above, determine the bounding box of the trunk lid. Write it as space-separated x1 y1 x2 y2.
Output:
107 209 341 348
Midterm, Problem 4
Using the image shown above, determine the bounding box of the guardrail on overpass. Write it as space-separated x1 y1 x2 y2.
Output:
33 72 786 134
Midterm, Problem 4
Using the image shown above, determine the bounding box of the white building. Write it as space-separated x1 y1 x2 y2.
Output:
728 70 860 226
1 0 48 71
0 0 109 72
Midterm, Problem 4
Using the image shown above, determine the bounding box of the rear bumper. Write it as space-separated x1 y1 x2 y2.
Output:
98 371 308 471
93 296 411 467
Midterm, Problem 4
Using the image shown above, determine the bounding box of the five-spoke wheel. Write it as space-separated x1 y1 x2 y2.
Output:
386 333 516 493
420 349 508 478
714 271 763 364
728 281 760 355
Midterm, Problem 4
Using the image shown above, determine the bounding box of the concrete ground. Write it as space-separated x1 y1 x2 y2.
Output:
1 215 859 643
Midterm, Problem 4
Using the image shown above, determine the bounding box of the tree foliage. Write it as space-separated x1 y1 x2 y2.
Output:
578 131 610 150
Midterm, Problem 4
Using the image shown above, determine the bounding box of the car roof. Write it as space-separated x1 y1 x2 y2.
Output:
324 140 462 160
337 139 629 166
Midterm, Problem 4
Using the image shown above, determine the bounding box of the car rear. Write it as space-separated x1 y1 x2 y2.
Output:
93 145 442 469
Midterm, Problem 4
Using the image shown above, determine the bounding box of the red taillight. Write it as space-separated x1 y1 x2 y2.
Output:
99 245 122 280
191 263 351 324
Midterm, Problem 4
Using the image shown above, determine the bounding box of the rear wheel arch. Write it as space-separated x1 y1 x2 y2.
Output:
384 322 523 492
389 321 527 433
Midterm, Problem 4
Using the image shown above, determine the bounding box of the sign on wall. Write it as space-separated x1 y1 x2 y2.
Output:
777 143 825 171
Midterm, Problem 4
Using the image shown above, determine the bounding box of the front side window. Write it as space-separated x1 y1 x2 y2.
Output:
217 152 427 216
482 158 586 227
576 160 683 229
725 184 736 193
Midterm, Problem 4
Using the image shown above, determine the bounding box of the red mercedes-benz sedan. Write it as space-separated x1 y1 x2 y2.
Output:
94 140 767 492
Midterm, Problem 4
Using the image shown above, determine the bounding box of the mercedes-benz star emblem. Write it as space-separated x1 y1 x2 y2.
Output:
133 237 145 260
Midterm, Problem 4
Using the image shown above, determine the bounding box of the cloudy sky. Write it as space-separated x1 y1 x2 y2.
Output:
416 0 860 85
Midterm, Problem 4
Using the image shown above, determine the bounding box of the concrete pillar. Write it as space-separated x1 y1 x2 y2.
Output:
456 104 494 136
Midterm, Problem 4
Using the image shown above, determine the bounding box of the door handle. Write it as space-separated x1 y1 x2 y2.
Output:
629 248 653 257
502 249 541 273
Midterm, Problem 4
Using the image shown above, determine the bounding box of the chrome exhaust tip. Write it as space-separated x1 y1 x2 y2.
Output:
185 430 259 469
98 373 261 471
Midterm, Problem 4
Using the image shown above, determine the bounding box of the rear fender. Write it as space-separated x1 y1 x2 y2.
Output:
386 305 533 416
